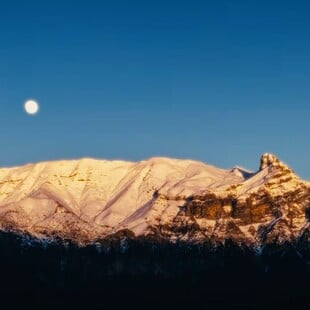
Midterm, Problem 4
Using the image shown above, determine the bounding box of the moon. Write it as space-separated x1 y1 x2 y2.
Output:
24 100 40 115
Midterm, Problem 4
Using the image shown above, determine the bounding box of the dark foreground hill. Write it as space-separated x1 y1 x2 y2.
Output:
0 230 309 310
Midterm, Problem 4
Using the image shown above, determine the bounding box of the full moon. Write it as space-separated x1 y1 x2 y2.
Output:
24 100 39 115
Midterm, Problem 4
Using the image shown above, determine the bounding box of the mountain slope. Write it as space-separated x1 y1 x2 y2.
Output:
0 154 309 247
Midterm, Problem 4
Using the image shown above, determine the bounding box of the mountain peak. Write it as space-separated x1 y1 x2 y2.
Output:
259 153 283 170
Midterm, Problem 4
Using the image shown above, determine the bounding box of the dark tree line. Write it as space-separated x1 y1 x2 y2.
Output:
0 230 309 310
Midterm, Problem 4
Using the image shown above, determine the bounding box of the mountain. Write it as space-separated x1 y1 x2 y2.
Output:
0 153 309 248
0 154 309 309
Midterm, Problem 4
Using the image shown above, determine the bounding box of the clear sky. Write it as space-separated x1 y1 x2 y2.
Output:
1 0 309 178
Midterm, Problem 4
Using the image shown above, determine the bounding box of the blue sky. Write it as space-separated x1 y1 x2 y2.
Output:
1 0 310 178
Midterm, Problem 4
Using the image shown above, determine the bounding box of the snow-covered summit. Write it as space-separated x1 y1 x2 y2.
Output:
0 155 308 246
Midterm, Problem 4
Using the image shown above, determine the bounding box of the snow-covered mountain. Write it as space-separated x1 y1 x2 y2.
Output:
0 153 309 247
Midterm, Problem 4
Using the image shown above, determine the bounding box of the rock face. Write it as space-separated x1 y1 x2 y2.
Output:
259 153 281 170
0 154 309 249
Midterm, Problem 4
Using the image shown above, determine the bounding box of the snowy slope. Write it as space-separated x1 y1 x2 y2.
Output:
0 154 308 245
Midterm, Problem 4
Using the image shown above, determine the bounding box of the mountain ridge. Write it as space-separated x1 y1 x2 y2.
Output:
0 154 309 248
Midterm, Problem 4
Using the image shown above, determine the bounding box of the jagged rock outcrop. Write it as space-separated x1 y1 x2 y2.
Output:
0 154 309 252
260 153 281 170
